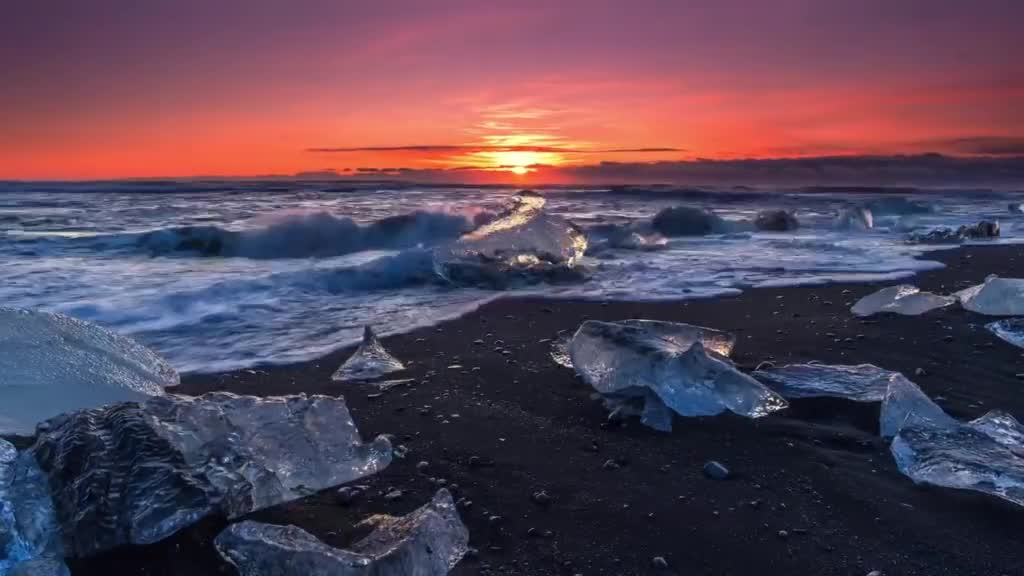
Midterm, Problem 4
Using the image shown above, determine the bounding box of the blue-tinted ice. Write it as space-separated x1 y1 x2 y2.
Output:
754 363 901 401
0 308 178 436
956 276 1024 316
850 285 953 317
215 489 468 576
986 318 1024 349
881 376 1024 507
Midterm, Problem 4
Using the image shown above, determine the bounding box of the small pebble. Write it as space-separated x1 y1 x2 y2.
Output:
703 460 730 480
652 556 669 569
602 459 621 470
532 490 553 506
416 461 430 472
384 490 403 501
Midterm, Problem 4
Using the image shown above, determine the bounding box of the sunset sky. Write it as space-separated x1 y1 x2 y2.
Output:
1 0 1021 182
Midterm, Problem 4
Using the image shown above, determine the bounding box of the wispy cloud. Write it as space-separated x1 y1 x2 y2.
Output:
307 145 682 153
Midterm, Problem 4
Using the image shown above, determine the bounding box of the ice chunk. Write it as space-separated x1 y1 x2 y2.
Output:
879 375 957 438
754 363 901 401
214 489 469 576
1010 203 1024 214
27 392 391 558
569 320 786 430
651 206 725 236
555 320 735 369
890 409 1024 507
332 326 405 382
0 308 178 436
754 210 799 232
956 275 1024 315
907 220 1000 244
834 207 873 230
987 318 1024 349
850 285 954 317
434 191 588 288
1 443 61 576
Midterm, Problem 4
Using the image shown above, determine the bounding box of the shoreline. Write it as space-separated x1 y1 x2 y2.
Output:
64 244 1024 575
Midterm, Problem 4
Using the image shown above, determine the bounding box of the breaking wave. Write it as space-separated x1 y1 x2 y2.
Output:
123 210 482 259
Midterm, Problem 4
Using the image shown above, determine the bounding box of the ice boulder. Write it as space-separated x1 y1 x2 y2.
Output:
850 285 954 317
754 363 901 402
332 326 405 382
651 206 725 236
956 275 1024 315
1 441 62 576
569 320 785 431
433 191 588 288
754 210 799 232
881 378 1024 507
986 318 1024 349
26 392 391 558
907 220 1000 244
1010 203 1024 215
215 489 469 576
0 308 178 436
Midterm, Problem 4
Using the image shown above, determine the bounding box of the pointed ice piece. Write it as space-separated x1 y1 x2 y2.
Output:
214 489 469 576
850 285 954 317
956 276 1024 315
754 363 901 401
433 191 588 288
879 374 956 438
569 320 786 430
332 326 405 382
0 308 178 436
27 392 391 558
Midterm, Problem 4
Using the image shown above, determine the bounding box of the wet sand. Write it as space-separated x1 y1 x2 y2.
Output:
73 244 1024 576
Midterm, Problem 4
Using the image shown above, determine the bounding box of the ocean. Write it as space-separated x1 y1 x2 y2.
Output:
1 180 1019 373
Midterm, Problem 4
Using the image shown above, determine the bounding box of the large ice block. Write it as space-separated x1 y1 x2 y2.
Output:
433 191 587 287
850 285 954 317
332 326 405 382
214 489 469 576
754 363 900 401
569 320 786 430
957 276 1024 315
881 376 1024 506
0 308 178 436
28 393 391 558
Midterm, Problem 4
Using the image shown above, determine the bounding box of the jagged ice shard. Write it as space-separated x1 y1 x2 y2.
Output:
332 326 405 382
956 275 1024 316
881 376 1024 507
433 191 588 288
850 285 954 317
214 489 469 576
0 308 179 436
569 320 785 431
754 363 901 402
25 392 391 558
986 318 1024 349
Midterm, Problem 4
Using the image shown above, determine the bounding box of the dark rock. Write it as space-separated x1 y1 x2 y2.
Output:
754 210 800 232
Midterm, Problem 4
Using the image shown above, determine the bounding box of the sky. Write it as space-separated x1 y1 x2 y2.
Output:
1 0 1021 182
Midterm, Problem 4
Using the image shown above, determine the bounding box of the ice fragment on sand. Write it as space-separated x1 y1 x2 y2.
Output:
0 308 178 436
214 489 468 576
880 376 1024 506
569 320 785 430
27 393 391 558
850 285 954 317
986 318 1024 349
332 326 405 382
434 191 587 287
956 276 1024 316
754 363 901 402
1 441 62 576
879 374 956 438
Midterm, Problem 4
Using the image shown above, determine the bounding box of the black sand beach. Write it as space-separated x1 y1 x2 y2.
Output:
71 245 1024 576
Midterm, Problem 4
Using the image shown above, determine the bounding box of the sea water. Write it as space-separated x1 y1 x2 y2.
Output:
1 181 1020 373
